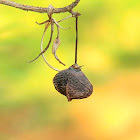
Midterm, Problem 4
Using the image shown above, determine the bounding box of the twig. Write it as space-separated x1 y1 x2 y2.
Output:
36 20 50 25
52 18 70 30
0 0 81 16
57 15 72 23
75 17 78 64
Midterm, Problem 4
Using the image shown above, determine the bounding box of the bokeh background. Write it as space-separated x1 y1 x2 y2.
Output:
0 0 140 140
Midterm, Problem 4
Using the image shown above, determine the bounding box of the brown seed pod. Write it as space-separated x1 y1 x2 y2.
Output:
53 64 93 102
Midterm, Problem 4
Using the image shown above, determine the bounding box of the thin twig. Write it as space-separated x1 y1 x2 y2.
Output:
36 20 50 25
75 17 78 64
0 0 81 16
52 18 70 30
57 15 72 23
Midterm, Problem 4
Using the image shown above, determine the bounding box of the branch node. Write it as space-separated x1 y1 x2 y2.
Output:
47 4 55 19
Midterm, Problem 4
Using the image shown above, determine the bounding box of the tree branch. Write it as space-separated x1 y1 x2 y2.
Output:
0 0 81 16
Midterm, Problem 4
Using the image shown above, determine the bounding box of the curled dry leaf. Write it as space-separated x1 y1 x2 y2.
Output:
52 37 61 54
41 22 61 71
52 37 65 66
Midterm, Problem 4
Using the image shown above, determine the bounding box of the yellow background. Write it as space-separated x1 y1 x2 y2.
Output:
0 0 140 140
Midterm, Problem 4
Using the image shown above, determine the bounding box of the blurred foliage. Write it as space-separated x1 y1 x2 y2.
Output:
0 0 140 140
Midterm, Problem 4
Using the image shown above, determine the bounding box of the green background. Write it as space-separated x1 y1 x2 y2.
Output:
0 0 140 140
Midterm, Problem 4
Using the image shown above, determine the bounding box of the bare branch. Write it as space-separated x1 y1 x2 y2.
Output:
0 0 81 16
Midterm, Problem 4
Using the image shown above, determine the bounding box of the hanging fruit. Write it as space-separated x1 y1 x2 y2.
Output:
53 64 93 101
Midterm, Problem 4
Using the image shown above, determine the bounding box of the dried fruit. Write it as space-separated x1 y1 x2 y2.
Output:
53 64 93 101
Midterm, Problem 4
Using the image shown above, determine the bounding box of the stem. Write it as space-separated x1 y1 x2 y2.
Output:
0 0 81 16
75 16 78 64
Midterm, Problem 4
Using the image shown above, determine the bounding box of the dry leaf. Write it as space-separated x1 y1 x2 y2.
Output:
40 22 60 71
52 38 65 66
